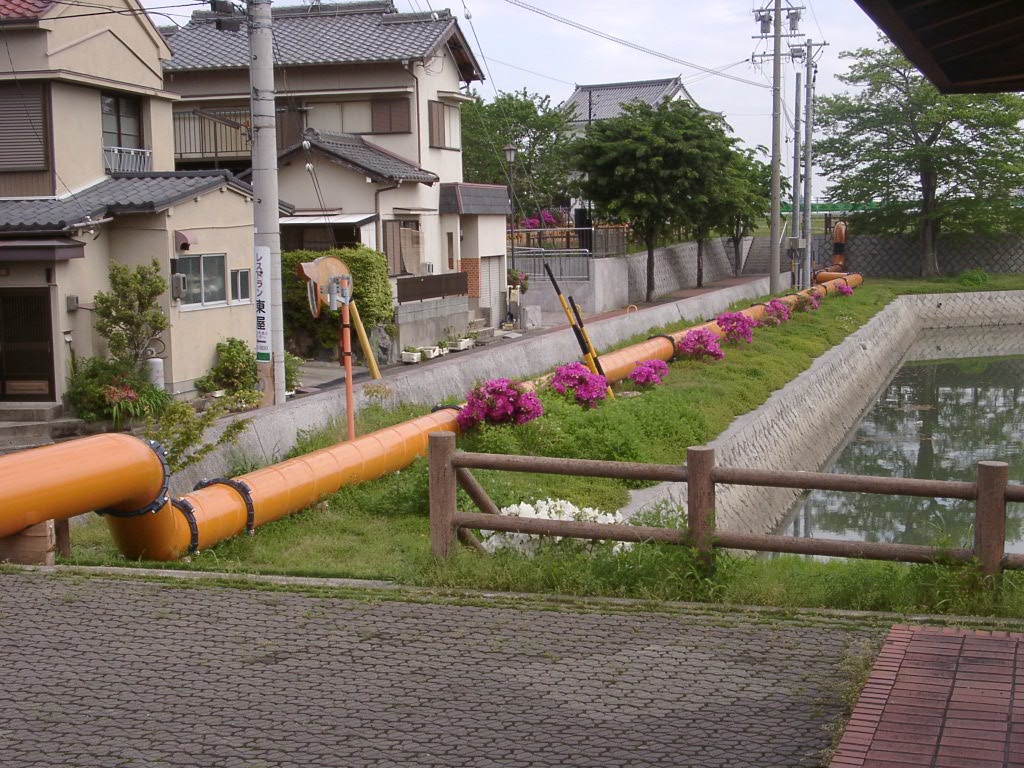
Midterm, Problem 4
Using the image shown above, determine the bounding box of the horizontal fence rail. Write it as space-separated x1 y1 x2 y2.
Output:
429 433 1021 578
396 271 469 303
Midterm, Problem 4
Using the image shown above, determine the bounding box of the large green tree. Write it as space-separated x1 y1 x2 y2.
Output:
574 99 737 301
816 40 1024 276
461 89 574 221
718 147 773 277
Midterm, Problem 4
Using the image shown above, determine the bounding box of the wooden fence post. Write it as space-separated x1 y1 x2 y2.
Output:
975 460 1008 579
687 446 716 568
429 431 458 558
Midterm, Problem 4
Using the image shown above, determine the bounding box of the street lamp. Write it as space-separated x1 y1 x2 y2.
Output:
503 143 516 271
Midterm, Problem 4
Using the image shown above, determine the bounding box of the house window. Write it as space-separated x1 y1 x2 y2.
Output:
428 100 460 149
370 98 411 134
175 254 226 307
102 92 142 149
231 269 251 303
383 220 420 276
0 82 49 171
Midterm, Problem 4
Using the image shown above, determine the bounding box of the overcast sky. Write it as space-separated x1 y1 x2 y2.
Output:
142 0 889 195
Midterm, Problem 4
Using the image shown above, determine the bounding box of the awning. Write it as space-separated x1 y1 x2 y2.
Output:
0 238 85 262
279 213 377 226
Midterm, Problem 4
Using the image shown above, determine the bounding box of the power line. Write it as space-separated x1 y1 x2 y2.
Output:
503 0 769 90
485 56 576 88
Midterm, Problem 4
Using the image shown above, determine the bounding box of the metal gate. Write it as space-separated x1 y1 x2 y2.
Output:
0 288 54 401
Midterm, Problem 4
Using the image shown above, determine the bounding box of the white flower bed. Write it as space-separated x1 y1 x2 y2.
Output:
480 498 633 557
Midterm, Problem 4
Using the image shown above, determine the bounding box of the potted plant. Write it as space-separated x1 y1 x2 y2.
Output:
451 336 474 351
419 344 441 360
401 346 422 364
437 340 449 356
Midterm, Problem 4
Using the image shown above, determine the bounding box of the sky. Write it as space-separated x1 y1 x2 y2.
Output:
140 0 888 195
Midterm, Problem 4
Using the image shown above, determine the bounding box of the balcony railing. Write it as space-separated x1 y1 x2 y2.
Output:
174 109 251 160
103 146 153 173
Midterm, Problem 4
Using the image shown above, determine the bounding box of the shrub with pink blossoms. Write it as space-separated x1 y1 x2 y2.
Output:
715 311 755 344
676 328 725 361
761 298 792 327
457 378 543 431
550 361 607 408
628 359 669 387
794 292 820 312
837 283 854 296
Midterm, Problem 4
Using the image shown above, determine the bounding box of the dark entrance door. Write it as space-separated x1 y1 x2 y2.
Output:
0 288 55 401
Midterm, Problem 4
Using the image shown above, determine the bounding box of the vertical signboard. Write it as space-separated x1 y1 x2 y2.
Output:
254 245 271 363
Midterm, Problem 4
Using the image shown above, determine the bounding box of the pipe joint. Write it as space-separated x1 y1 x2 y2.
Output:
96 440 170 518
171 498 200 554
194 477 256 535
648 334 679 361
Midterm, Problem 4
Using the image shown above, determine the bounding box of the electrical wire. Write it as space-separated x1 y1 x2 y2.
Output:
503 0 768 90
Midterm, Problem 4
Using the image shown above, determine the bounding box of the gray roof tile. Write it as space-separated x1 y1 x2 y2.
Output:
0 171 251 233
291 129 438 184
163 1 482 81
439 182 510 215
564 77 691 124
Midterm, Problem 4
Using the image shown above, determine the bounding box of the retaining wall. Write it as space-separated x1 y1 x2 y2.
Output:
711 290 1024 534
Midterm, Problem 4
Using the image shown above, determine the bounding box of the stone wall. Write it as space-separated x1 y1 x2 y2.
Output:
808 233 1024 277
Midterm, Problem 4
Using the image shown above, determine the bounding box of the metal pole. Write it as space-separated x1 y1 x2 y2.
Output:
791 69 802 287
507 162 516 272
249 0 286 405
802 41 816 289
769 0 783 293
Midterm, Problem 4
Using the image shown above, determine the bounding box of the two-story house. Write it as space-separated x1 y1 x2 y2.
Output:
0 0 263 406
161 1 510 348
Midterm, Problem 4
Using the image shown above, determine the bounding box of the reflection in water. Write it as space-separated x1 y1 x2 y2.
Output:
778 356 1024 552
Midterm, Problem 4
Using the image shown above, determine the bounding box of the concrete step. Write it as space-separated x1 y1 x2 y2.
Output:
0 402 63 422
0 421 52 447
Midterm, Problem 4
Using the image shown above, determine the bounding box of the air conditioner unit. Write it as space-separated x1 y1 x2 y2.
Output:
420 263 435 275
66 294 80 312
170 273 187 300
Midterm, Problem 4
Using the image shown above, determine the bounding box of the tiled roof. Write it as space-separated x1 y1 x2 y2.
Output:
564 77 692 124
0 171 251 233
292 129 438 184
163 1 482 81
439 183 510 216
0 0 54 21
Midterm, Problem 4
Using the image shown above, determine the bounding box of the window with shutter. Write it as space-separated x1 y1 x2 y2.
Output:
427 100 459 149
371 98 410 134
0 83 49 172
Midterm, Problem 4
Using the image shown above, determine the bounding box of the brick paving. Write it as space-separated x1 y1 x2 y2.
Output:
0 570 886 768
831 625 1024 768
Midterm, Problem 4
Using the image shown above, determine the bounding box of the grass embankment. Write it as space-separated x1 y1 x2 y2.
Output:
67 275 1024 617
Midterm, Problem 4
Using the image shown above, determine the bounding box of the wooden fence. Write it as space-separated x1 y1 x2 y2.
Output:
427 432 1024 577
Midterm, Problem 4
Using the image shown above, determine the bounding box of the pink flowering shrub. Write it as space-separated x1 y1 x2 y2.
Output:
676 328 725 361
628 359 669 387
794 292 821 312
837 283 854 296
761 298 792 327
715 311 755 344
457 378 543 431
550 361 608 408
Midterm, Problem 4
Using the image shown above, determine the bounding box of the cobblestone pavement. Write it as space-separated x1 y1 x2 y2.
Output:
0 571 887 768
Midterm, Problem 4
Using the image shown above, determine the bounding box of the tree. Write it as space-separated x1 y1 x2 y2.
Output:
574 99 736 301
815 40 1024 276
461 89 575 221
719 148 772 277
93 259 169 366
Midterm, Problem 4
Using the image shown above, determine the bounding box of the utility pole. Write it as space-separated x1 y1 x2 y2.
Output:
802 39 817 289
791 68 802 285
248 0 286 405
753 2 803 293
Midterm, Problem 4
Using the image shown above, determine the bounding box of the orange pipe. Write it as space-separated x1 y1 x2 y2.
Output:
0 433 168 539
0 276 860 562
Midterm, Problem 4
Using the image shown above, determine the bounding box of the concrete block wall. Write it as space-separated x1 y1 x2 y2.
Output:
394 295 469 350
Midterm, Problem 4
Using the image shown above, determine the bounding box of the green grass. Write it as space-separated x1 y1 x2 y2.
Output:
64 275 1024 616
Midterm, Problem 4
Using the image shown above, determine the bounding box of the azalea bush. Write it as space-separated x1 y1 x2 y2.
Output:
456 378 543 431
676 328 725 361
507 268 529 294
794 291 821 312
761 298 792 326
837 283 854 296
550 361 607 408
480 498 631 556
715 311 755 344
628 359 669 387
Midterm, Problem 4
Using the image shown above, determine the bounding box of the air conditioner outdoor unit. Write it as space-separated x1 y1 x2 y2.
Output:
420 263 434 275
66 294 79 312
170 273 187 300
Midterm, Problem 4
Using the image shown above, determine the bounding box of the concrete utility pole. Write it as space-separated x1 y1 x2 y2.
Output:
802 39 816 289
248 0 286 405
769 0 783 293
791 68 802 245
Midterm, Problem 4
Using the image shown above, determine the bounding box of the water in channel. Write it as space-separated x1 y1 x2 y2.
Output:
777 352 1024 552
